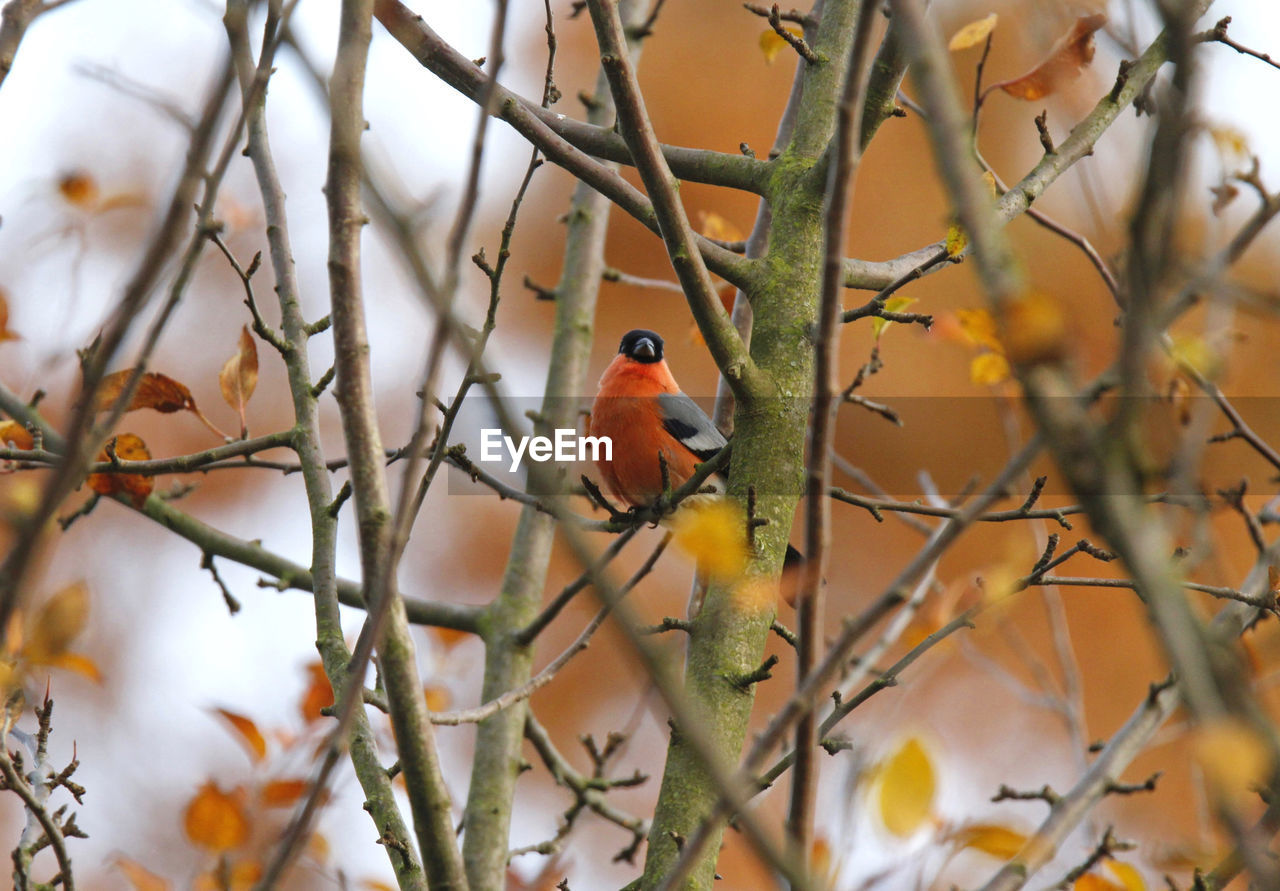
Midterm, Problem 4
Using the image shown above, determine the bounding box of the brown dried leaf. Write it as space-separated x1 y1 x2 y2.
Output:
88 433 153 508
994 14 1107 101
95 371 197 415
219 326 258 434
26 582 89 665
214 707 268 762
184 781 250 852
0 420 34 450
58 171 99 208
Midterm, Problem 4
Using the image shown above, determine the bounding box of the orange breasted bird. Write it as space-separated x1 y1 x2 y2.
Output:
589 329 804 577
589 329 727 508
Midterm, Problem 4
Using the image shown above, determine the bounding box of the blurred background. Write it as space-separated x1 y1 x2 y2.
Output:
1 0 1279 887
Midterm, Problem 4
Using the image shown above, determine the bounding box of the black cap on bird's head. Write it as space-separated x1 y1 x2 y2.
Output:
618 329 664 363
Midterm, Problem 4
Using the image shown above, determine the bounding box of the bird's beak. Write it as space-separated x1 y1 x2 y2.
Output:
633 337 657 360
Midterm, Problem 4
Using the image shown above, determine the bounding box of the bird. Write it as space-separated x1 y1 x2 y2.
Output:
588 328 804 594
589 329 728 509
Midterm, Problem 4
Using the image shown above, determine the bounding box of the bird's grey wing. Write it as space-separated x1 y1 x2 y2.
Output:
658 391 727 462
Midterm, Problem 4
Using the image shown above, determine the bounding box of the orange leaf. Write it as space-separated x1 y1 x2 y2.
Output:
260 778 313 807
0 420 34 450
431 626 472 650
299 661 334 723
58 171 99 207
88 433 153 508
194 859 262 891
0 288 21 343
214 708 267 762
94 370 198 415
183 781 249 852
994 14 1107 101
114 856 170 891
424 684 451 712
219 326 258 435
26 582 89 664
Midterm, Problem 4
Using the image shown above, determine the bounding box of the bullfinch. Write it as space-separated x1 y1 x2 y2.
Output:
589 329 728 508
589 329 804 580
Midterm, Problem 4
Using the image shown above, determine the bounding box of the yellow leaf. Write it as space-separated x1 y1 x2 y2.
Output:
759 27 802 65
981 169 999 198
956 308 1002 352
43 651 103 684
1105 860 1147 891
184 781 249 852
1169 333 1221 379
871 296 918 340
671 499 749 581
875 736 936 837
26 582 89 665
114 856 171 891
998 291 1067 366
1191 717 1273 809
1074 874 1125 891
698 211 745 244
307 831 331 864
213 708 268 762
945 221 968 257
970 352 1011 386
1209 124 1250 168
195 860 262 891
950 822 1027 859
0 287 21 343
949 13 998 51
